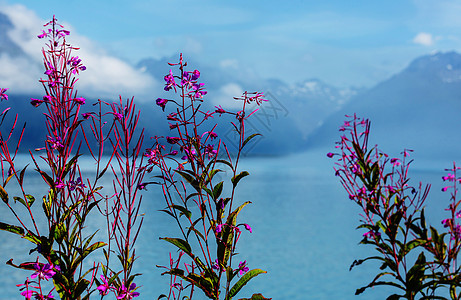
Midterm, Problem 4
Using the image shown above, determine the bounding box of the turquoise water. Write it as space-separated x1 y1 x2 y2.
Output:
0 150 452 299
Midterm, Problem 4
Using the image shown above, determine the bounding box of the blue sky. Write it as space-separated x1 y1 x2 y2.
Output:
1 0 461 94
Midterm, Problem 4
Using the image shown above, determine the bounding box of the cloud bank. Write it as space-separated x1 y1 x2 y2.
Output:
0 4 158 100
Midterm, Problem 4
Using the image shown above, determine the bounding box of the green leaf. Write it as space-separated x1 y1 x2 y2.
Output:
218 201 251 265
26 194 35 206
73 241 106 268
169 204 192 219
19 165 28 186
160 237 192 256
71 278 90 299
54 222 66 243
212 181 224 200
0 222 24 236
242 133 261 149
64 154 81 177
0 185 8 203
61 200 82 222
23 231 40 244
13 196 27 207
39 170 55 188
231 171 249 187
227 269 267 300
175 170 201 192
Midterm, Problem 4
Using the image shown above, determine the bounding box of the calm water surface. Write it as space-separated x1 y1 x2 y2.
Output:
0 150 453 299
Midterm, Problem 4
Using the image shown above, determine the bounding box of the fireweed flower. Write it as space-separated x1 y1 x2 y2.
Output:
0 88 8 101
113 112 123 121
137 182 148 190
443 173 456 182
37 29 50 39
21 289 34 299
47 136 63 150
56 29 70 38
17 278 34 300
156 98 168 111
116 283 140 299
166 136 181 144
327 152 334 158
97 275 112 296
390 158 401 167
215 105 226 115
73 97 85 105
164 70 176 91
243 224 252 233
442 219 452 228
204 144 217 159
208 131 218 139
191 69 200 80
363 230 380 240
81 112 93 119
191 82 207 99
55 179 66 189
31 263 56 280
211 259 221 271
238 261 249 275
215 224 222 234
68 177 86 191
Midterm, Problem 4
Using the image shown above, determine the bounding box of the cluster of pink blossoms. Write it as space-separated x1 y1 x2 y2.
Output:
96 276 140 299
17 262 59 300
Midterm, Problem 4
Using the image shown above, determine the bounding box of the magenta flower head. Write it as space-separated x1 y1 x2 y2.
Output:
82 112 93 119
215 105 226 115
73 97 85 105
37 30 48 39
31 262 56 280
20 289 34 300
238 261 249 275
326 152 334 158
97 275 112 296
113 112 123 121
164 70 176 91
443 173 456 182
0 88 8 101
166 136 180 144
156 98 168 111
442 218 452 228
215 224 222 234
243 223 252 233
191 69 200 80
116 282 140 299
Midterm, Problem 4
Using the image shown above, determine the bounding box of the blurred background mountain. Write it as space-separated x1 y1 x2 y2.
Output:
1 11 461 159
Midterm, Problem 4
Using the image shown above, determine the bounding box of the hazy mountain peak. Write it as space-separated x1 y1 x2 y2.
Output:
404 51 461 83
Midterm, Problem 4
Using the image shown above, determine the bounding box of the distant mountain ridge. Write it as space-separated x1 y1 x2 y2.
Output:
308 51 461 163
3 11 460 157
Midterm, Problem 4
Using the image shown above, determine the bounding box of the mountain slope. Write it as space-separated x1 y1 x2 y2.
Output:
308 51 461 162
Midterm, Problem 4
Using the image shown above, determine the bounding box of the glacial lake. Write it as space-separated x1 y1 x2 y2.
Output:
0 149 455 299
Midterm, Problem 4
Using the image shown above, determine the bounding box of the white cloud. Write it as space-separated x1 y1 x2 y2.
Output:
413 32 435 46
0 54 42 93
212 83 245 110
0 4 158 100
